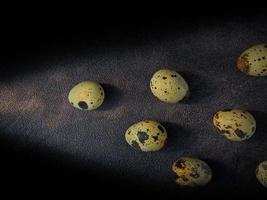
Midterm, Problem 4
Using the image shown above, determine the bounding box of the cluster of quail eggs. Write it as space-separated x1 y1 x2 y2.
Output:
68 43 267 188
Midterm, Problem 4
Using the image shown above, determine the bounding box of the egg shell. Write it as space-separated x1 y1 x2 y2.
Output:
68 81 105 111
213 109 256 141
237 44 267 76
172 157 212 187
256 161 267 188
125 120 167 152
150 69 189 103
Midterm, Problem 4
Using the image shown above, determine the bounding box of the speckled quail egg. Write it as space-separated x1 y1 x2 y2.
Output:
68 81 105 111
256 161 267 188
125 120 167 152
150 69 189 103
172 157 212 187
213 109 256 141
237 44 267 76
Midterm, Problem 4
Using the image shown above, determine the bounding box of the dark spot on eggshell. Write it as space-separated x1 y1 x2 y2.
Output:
158 125 165 133
152 136 159 142
171 74 177 77
127 131 131 135
137 131 149 144
240 113 248 119
264 45 267 48
214 113 219 119
101 92 103 96
225 125 232 129
235 123 241 127
181 175 189 182
237 53 250 74
220 130 231 135
131 140 141 150
175 174 180 179
78 101 88 110
214 120 221 128
235 129 246 138
175 159 186 169
162 77 167 80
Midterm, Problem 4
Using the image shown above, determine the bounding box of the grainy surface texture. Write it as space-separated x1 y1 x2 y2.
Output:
1 13 267 198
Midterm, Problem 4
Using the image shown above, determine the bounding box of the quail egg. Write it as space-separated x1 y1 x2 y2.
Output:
68 81 105 111
213 109 256 141
172 157 212 187
150 69 189 103
237 44 267 76
125 120 167 152
256 161 267 188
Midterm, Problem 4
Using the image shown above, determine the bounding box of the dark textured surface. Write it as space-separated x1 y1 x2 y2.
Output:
1 12 267 198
